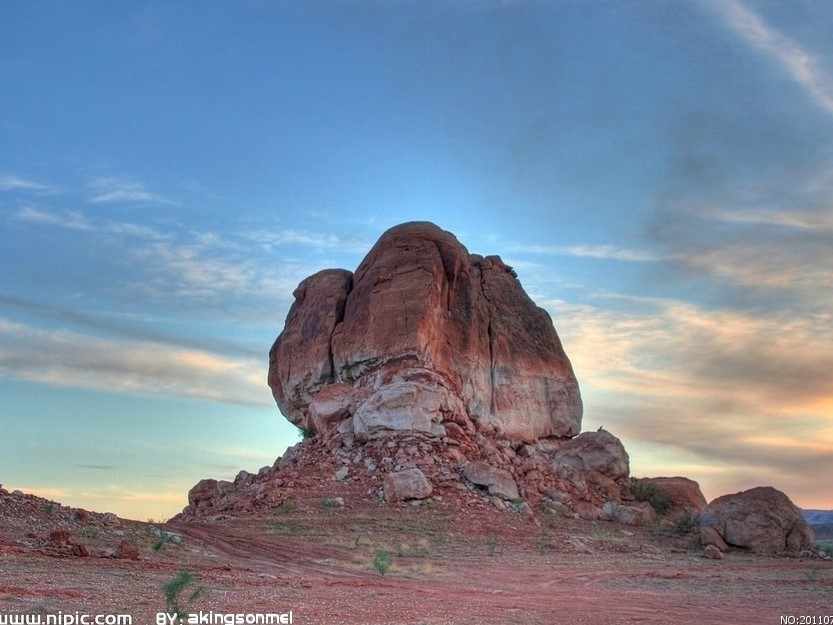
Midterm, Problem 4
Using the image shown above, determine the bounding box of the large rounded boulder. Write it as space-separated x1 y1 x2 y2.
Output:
698 486 815 556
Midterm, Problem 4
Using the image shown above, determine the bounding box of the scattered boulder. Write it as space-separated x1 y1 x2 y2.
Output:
603 501 657 526
115 539 140 560
552 429 629 481
702 544 724 559
383 468 433 503
633 476 707 521
700 526 730 553
698 486 815 556
464 461 520 501
48 529 75 547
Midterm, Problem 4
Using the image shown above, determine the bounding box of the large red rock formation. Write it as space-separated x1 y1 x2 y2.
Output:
268 221 582 443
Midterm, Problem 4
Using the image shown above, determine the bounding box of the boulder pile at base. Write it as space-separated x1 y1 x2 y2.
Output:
175 222 818 556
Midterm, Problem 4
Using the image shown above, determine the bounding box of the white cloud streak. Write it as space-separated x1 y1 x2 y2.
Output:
699 206 833 232
0 173 53 192
0 317 270 406
87 177 175 204
246 228 371 255
511 243 662 262
12 206 168 239
704 0 833 116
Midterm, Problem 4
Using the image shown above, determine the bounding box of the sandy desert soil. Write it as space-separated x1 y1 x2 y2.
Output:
1 486 831 625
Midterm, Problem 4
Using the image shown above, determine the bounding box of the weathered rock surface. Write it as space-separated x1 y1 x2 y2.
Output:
464 461 521 501
268 221 582 443
383 468 433 503
634 476 708 521
698 486 815 556
603 501 657 526
702 544 724 559
552 430 629 481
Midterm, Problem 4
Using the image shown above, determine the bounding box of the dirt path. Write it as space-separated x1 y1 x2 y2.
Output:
2 489 831 624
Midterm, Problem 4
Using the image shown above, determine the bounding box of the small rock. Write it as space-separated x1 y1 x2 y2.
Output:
115 539 140 560
464 461 520 501
102 512 120 527
702 545 724 559
333 467 349 481
72 543 90 557
383 468 433 503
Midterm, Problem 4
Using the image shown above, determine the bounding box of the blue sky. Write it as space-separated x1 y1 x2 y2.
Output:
2 0 832 519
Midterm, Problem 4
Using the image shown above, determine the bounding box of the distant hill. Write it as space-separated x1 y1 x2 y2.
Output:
802 510 833 539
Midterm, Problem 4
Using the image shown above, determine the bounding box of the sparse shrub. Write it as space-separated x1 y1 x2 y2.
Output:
297 426 314 440
804 567 823 583
153 532 183 552
270 520 299 535
44 500 56 516
396 539 430 557
673 511 698 535
277 499 296 513
373 549 393 575
163 570 205 619
630 479 672 516
485 534 502 556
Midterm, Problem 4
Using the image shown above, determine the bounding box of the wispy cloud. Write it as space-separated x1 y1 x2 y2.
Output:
12 206 168 239
14 206 92 230
703 0 833 116
545 296 833 502
0 295 261 359
698 206 833 232
87 177 175 204
246 228 371 255
0 173 54 192
511 243 662 263
0 317 269 406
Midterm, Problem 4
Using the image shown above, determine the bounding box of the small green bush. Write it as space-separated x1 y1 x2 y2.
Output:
673 511 699 535
373 549 393 575
630 479 672 516
163 570 205 619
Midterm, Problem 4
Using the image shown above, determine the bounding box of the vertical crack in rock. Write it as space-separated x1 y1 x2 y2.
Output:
476 259 497 417
327 274 352 384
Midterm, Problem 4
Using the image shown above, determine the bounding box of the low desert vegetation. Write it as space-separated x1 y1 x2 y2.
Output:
163 570 206 620
373 548 393 575
630 479 672 516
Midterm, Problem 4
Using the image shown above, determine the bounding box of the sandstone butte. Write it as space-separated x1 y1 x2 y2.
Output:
180 221 816 557
268 220 582 443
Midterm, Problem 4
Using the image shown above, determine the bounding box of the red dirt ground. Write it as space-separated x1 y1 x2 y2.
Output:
1 486 831 625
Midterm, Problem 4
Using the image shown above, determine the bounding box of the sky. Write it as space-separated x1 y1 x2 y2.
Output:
1 0 832 520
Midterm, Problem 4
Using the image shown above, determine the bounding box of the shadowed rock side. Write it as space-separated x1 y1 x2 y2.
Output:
268 221 582 443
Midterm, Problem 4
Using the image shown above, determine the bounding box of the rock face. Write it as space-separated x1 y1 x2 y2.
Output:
269 221 582 443
552 430 629 481
698 486 815 556
634 476 708 521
